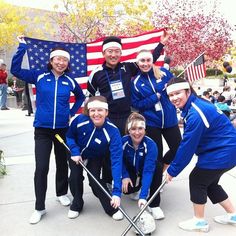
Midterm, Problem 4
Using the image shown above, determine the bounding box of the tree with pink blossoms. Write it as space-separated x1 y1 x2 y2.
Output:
152 0 234 68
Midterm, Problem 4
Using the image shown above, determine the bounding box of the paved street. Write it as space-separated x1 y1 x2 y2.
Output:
0 106 236 236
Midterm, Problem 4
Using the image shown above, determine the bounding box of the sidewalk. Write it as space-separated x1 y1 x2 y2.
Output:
0 108 236 236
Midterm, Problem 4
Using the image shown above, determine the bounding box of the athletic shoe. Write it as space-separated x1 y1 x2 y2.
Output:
129 190 140 201
68 210 79 219
178 217 209 232
214 213 236 225
112 210 124 221
29 210 46 224
1 107 9 110
57 195 71 206
149 207 165 220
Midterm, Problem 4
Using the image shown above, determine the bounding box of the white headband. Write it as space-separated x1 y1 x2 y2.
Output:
127 120 146 130
103 42 122 52
87 101 108 110
136 52 153 62
50 50 70 61
166 82 190 94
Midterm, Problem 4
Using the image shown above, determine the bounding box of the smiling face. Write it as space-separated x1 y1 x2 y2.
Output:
168 89 191 109
137 57 153 73
89 107 108 127
128 123 145 147
136 50 153 73
103 47 122 69
50 56 69 76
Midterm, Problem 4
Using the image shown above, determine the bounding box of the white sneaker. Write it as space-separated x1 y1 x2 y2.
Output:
178 217 209 232
112 210 124 221
68 210 79 219
57 195 71 206
29 210 46 224
149 207 165 220
214 213 236 225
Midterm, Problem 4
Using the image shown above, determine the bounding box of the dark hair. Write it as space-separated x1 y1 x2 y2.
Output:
213 90 219 95
47 47 70 72
102 36 122 46
202 91 210 96
217 95 225 103
167 77 197 95
164 56 171 64
83 96 108 116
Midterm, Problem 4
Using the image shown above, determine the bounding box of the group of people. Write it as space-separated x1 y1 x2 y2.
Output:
0 62 33 114
10 32 236 233
200 86 236 122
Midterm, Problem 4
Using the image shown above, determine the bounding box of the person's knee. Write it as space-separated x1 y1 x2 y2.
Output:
208 185 228 204
35 163 49 176
189 174 207 204
190 186 207 204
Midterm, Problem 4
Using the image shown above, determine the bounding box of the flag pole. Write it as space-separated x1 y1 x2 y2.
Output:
177 51 206 78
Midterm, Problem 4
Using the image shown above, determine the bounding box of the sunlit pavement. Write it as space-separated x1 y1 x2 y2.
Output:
0 107 236 236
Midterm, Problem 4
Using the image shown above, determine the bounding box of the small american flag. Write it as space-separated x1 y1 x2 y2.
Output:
25 29 165 109
185 53 206 82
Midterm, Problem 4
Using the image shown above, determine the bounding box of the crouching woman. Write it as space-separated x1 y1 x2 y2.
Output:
122 112 164 220
66 96 123 220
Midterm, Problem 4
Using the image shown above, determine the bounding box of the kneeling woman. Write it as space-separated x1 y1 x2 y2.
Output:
66 96 123 220
122 112 164 220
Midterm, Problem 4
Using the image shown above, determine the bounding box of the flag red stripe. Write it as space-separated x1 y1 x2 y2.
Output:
186 54 206 82
79 82 88 90
86 37 161 53
87 52 164 66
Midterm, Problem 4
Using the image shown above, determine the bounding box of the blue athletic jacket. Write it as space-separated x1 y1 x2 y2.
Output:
10 43 85 129
168 94 236 177
122 135 158 199
66 114 123 197
131 67 178 128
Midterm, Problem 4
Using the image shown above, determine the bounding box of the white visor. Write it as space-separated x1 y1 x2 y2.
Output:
166 82 190 94
103 42 122 52
87 101 108 110
136 52 153 62
50 50 70 61
128 120 146 130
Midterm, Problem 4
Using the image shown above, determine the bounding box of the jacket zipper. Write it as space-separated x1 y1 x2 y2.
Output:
53 77 58 129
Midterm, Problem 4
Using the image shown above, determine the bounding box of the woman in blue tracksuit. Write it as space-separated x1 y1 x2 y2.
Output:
66 96 123 220
166 77 236 232
10 36 85 224
131 49 182 218
122 112 163 219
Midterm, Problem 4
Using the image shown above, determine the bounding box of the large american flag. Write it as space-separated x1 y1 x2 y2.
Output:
25 28 165 110
185 53 206 82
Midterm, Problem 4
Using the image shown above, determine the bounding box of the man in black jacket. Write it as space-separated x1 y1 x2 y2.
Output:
87 30 169 135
